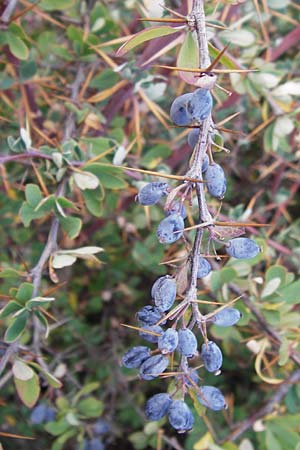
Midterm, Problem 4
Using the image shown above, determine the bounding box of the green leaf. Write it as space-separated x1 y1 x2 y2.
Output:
219 29 256 47
52 254 77 269
73 382 100 403
278 280 300 304
0 268 21 278
29 362 62 388
34 310 50 339
7 32 29 60
77 397 104 418
4 311 29 343
14 372 40 408
84 164 127 190
19 60 37 82
60 216 82 239
177 32 199 85
40 0 75 11
26 296 55 308
51 429 77 450
265 428 283 450
25 184 43 208
80 137 113 155
56 197 76 209
0 300 23 318
12 360 35 381
208 42 238 70
73 170 100 190
82 186 104 217
141 145 172 169
261 278 281 298
16 282 34 303
45 418 70 436
266 265 288 285
116 26 181 56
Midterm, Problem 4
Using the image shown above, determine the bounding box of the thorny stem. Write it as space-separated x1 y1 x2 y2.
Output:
183 0 213 319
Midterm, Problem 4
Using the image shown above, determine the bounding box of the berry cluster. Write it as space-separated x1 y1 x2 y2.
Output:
122 85 260 432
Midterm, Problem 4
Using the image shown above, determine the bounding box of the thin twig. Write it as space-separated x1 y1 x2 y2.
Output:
1 0 18 23
220 369 300 443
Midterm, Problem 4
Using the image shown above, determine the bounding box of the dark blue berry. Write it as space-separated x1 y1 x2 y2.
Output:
151 276 177 312
145 393 172 421
137 182 169 206
177 329 198 358
205 163 227 199
212 308 242 327
187 88 213 122
30 404 48 424
197 386 227 411
157 214 184 244
158 328 178 354
93 419 110 435
226 237 260 259
197 256 212 278
139 325 163 344
201 341 223 373
137 305 165 326
170 93 193 126
122 346 151 369
140 354 169 380
168 400 194 432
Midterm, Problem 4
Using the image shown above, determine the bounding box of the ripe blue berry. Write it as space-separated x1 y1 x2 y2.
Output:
187 128 200 148
137 182 169 206
158 328 178 354
201 341 223 373
30 404 48 424
157 214 184 244
185 370 200 387
122 346 151 369
145 393 172 421
137 305 165 326
139 325 163 344
165 202 187 219
170 93 193 126
177 329 198 358
226 237 260 259
205 163 227 199
197 256 212 278
140 354 169 380
168 400 194 432
212 308 242 327
151 276 177 312
187 88 213 122
197 386 228 411
93 419 110 435
44 407 56 422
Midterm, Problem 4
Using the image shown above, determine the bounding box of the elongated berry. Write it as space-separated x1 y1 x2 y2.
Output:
201 341 223 372
83 439 105 450
170 93 193 126
168 400 194 432
187 88 213 122
93 419 110 435
157 214 184 244
151 276 176 312
205 163 226 199
145 393 172 421
197 386 227 411
137 305 165 326
158 328 178 354
177 329 198 358
212 308 242 327
44 407 56 422
185 370 200 387
139 325 163 344
165 202 187 219
197 256 212 278
226 237 260 259
122 346 151 369
140 354 169 380
187 128 200 148
137 182 169 206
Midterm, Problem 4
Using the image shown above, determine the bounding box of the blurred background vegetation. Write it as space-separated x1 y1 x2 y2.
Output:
0 0 300 449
